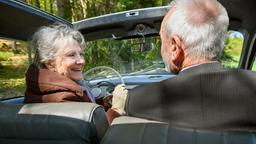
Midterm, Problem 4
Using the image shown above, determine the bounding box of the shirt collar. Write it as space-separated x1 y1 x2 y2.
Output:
180 61 219 72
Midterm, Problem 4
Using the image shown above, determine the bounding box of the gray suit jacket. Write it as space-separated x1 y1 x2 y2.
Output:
126 63 256 131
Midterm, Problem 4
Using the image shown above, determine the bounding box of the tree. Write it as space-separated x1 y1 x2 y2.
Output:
56 0 72 20
34 0 40 8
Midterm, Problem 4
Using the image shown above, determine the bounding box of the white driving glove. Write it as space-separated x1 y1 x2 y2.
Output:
111 84 128 115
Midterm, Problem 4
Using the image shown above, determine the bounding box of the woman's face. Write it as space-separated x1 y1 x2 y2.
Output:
53 38 85 81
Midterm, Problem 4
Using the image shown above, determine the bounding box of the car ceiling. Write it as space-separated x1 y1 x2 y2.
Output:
219 0 256 32
73 6 169 41
0 0 71 41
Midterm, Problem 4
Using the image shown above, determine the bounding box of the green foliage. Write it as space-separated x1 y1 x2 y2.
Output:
0 51 14 61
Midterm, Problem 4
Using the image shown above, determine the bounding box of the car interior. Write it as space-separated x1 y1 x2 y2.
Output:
0 0 256 144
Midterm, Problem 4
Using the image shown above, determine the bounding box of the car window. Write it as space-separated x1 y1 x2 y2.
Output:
220 31 244 68
84 36 167 75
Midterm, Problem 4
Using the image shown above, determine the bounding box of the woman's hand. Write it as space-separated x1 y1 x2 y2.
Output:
111 84 128 115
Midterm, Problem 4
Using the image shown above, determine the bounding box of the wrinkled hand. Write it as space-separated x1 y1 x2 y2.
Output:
112 84 128 115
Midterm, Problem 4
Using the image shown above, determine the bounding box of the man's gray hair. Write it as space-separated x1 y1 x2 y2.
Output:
165 0 229 60
31 23 85 68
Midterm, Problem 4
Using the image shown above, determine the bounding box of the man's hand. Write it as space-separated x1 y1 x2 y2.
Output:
111 84 128 115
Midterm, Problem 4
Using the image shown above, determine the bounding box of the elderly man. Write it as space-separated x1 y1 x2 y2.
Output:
111 0 256 130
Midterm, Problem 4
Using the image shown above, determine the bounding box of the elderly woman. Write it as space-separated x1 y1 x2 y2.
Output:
24 24 126 123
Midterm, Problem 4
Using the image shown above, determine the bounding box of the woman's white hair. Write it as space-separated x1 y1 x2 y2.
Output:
31 23 85 68
165 0 229 60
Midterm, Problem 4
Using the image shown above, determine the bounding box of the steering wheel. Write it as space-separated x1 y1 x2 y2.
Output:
83 66 125 100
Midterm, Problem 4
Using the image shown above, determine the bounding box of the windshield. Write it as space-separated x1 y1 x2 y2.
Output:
84 36 168 75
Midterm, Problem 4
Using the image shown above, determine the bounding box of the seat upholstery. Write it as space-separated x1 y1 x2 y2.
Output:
101 116 256 144
0 102 109 144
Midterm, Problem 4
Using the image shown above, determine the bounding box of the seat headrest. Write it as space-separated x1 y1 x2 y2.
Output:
0 102 109 144
101 116 256 144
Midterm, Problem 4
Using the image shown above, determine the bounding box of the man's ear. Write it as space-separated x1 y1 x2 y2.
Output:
171 35 185 67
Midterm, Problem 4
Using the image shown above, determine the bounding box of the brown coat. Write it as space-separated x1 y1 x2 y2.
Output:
24 64 91 103
24 64 119 123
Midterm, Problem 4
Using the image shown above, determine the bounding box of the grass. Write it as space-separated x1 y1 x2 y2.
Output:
0 51 28 99
0 51 14 61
